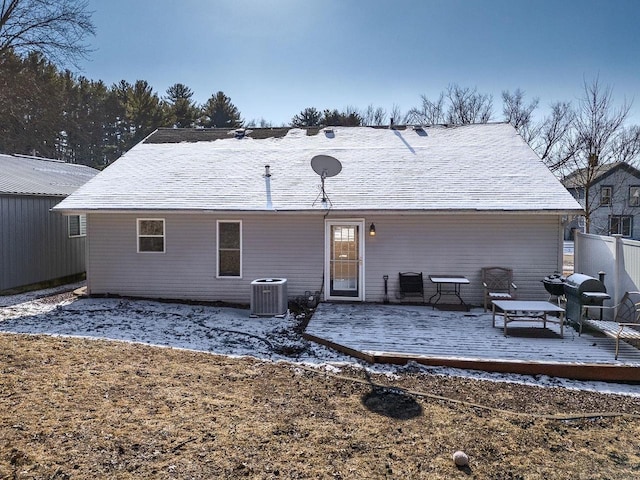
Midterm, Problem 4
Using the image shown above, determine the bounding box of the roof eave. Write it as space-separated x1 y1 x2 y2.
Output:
51 207 585 216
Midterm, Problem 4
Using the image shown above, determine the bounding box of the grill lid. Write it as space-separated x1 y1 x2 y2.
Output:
564 273 607 295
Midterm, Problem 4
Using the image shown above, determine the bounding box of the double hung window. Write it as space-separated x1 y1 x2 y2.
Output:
600 186 612 206
137 219 165 252
217 221 242 277
629 186 640 207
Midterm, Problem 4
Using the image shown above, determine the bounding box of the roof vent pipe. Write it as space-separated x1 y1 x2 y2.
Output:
389 117 394 129
264 165 273 209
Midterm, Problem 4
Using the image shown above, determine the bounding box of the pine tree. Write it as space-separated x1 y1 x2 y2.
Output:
200 91 243 128
322 108 362 127
291 107 322 127
0 51 63 157
165 83 198 128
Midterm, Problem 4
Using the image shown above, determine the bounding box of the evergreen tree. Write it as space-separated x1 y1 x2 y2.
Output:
0 51 63 157
58 73 110 166
165 83 198 128
104 80 166 151
291 107 322 127
322 108 362 126
126 80 166 143
200 91 243 128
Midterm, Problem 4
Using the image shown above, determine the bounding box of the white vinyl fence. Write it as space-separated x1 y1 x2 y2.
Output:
574 232 640 309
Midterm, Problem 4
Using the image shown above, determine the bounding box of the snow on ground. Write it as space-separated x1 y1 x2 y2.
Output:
1 283 638 398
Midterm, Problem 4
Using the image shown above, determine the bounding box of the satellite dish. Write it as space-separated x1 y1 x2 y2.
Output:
310 155 342 208
311 155 342 178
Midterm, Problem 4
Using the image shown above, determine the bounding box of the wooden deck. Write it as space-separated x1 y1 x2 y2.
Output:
303 303 640 382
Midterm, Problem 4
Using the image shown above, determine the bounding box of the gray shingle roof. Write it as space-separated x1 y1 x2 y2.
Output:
53 123 582 213
0 154 98 197
562 162 640 189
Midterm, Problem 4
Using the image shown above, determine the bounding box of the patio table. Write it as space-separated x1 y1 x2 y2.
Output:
492 300 565 338
428 275 470 310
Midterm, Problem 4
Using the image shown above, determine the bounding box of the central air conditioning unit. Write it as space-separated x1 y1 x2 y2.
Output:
250 278 288 317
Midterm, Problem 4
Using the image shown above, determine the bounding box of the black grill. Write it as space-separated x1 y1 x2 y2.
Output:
563 273 610 323
542 273 566 297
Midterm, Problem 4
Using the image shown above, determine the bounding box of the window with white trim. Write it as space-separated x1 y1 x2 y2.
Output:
217 220 242 277
630 186 640 206
600 186 612 206
137 219 165 252
609 215 632 237
68 214 86 237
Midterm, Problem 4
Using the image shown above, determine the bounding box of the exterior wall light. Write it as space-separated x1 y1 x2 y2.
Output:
369 223 376 236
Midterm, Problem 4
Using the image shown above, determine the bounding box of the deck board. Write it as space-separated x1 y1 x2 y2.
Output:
304 303 640 381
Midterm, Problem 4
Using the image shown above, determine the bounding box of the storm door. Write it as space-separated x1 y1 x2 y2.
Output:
325 220 364 301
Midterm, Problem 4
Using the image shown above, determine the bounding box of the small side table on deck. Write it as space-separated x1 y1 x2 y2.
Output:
428 275 470 310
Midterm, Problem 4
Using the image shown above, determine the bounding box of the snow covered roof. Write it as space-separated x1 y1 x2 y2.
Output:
0 154 98 197
53 123 582 214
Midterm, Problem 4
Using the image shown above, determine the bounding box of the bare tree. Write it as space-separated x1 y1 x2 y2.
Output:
502 88 539 142
574 77 632 165
0 0 95 67
532 101 576 172
361 104 387 126
405 93 445 125
389 104 402 125
445 84 493 124
409 85 492 125
246 117 273 128
610 125 640 165
561 78 636 233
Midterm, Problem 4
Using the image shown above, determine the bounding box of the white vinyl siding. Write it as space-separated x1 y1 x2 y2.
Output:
68 214 86 237
363 214 562 304
86 213 323 302
86 212 562 305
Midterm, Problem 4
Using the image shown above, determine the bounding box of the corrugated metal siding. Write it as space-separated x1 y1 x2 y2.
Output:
0 195 86 291
87 212 562 306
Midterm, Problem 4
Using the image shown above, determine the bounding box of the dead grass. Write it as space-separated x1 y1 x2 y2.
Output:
1 333 639 479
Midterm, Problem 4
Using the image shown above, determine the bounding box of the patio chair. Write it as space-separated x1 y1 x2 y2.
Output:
396 272 425 302
482 266 518 311
580 291 640 360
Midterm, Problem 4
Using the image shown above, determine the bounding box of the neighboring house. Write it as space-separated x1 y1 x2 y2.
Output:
53 123 581 306
562 162 640 240
0 154 98 292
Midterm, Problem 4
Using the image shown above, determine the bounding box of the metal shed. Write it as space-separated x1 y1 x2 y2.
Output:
0 154 98 292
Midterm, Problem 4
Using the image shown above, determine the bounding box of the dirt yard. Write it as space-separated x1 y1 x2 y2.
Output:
1 334 639 479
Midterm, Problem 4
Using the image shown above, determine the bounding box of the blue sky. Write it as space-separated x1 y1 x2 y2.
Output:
79 0 640 126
